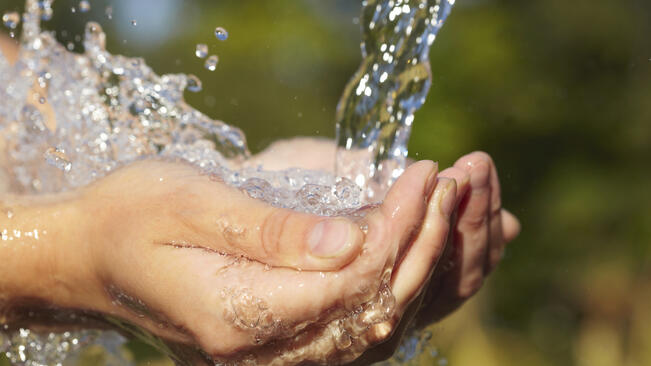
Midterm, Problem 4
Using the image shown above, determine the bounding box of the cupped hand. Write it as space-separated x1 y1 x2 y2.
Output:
250 138 521 360
58 158 442 364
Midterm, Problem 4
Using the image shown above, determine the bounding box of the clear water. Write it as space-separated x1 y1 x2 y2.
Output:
0 0 453 364
336 0 454 201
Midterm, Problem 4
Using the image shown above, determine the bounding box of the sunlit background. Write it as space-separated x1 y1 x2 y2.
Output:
1 0 650 365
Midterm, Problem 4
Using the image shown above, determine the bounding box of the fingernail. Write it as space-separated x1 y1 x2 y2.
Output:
438 179 456 216
424 163 438 196
308 219 355 258
469 161 490 189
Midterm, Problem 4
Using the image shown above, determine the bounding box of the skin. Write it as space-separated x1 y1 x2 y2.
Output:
0 36 520 364
252 139 520 363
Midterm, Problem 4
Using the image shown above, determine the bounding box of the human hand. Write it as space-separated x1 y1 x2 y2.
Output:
0 147 516 365
251 138 521 349
0 158 441 364
413 151 521 327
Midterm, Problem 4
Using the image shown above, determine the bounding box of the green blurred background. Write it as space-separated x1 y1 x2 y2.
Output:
1 0 650 365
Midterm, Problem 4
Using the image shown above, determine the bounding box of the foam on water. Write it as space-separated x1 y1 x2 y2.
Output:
0 0 453 364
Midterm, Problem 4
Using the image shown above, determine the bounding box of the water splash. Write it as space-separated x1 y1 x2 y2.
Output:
335 0 454 201
2 11 20 30
0 0 453 364
2 10 20 37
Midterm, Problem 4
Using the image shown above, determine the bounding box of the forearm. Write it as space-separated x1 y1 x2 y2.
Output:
0 192 92 315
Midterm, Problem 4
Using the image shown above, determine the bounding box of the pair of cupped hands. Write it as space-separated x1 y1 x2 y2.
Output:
5 138 519 365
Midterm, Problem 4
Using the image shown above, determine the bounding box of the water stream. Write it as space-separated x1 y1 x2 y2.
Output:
336 0 454 202
0 0 454 364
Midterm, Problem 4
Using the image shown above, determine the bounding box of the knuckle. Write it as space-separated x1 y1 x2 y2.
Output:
458 271 484 298
460 213 489 231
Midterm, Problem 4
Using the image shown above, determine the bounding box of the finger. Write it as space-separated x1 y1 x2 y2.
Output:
502 209 521 243
379 160 438 260
452 151 492 296
483 152 505 273
169 160 434 273
391 177 456 309
439 166 471 200
136 228 398 358
174 172 365 271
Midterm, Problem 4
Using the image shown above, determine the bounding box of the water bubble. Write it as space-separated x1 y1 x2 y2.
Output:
214 26 228 41
41 7 53 21
44 148 72 172
129 100 147 115
185 74 202 93
195 43 208 58
204 55 219 71
240 178 273 200
39 0 54 20
21 105 46 133
2 11 20 29
79 1 90 13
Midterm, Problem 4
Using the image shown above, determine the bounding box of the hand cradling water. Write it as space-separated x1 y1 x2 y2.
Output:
0 0 454 364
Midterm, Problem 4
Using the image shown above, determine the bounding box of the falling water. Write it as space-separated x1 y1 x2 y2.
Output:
0 0 454 364
336 0 454 201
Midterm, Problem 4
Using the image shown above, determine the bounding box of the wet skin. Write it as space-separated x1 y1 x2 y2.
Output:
253 139 520 364
0 38 520 364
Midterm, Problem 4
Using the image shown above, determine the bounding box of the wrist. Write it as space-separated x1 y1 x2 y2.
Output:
0 192 94 316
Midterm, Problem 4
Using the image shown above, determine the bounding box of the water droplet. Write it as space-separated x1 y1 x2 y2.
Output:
79 1 90 13
6 209 14 219
2 11 20 29
185 74 202 93
44 147 72 172
204 55 219 71
195 43 208 58
240 178 273 200
131 19 137 26
105 6 113 20
40 0 54 21
214 27 228 41
39 96 46 104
